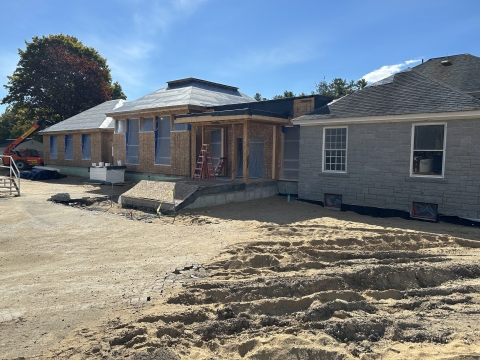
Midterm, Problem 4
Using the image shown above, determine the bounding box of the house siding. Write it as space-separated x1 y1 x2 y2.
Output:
298 119 480 218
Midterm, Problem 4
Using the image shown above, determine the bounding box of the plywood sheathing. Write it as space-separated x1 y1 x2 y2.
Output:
43 131 108 167
118 131 190 176
293 98 315 118
101 131 113 164
224 122 281 181
113 133 126 166
121 180 199 205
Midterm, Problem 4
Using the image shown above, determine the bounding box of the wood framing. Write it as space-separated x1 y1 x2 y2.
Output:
243 121 249 182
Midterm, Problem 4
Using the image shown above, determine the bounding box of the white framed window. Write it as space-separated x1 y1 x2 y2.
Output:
115 120 126 134
81 134 92 160
410 123 446 177
323 127 347 172
64 135 73 160
50 136 58 159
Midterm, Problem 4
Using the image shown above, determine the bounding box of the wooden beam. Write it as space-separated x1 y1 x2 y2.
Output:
175 114 290 125
272 125 277 179
191 125 196 178
243 121 249 182
231 124 237 180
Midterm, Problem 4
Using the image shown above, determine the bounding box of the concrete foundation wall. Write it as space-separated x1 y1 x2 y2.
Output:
298 119 480 218
278 180 298 195
186 181 278 209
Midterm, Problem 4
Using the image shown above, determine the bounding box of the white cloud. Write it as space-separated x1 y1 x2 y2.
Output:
362 59 421 83
85 0 208 98
135 0 209 35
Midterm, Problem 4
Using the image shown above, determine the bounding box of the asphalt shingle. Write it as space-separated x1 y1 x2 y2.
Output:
294 69 480 123
110 78 255 114
412 54 480 96
40 99 125 133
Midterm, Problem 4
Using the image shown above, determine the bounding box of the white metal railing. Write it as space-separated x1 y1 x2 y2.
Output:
0 155 20 196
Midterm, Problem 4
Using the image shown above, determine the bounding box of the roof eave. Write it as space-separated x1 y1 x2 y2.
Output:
293 110 480 126
105 104 205 118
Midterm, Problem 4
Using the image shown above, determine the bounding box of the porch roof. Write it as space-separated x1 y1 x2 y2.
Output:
174 108 290 125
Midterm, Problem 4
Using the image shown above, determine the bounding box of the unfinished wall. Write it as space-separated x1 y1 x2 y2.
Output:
113 133 126 166
101 132 113 164
298 119 480 219
293 98 315 118
223 122 282 180
112 127 191 176
43 131 107 167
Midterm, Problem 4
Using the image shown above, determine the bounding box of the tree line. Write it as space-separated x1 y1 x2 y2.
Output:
254 77 368 101
0 34 126 141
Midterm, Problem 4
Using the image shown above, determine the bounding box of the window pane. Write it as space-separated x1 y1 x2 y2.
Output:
324 128 347 172
155 116 171 165
65 135 73 160
413 151 443 175
126 119 140 164
414 125 444 150
172 123 187 131
50 136 58 159
82 134 92 160
115 120 125 134
140 118 154 132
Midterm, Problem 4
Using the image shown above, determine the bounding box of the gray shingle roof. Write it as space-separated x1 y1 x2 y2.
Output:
412 54 480 96
39 99 125 133
294 69 480 123
110 78 255 114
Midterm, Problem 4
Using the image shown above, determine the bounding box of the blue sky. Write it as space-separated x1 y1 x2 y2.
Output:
1 0 479 114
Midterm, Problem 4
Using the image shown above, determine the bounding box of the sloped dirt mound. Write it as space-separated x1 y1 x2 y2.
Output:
47 230 480 359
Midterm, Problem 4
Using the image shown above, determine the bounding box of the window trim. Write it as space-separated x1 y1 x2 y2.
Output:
322 126 348 173
409 122 447 178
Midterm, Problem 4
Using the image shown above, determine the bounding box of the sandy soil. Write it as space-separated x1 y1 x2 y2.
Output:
1 171 480 359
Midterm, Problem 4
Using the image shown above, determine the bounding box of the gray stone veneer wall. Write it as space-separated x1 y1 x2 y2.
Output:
298 119 480 218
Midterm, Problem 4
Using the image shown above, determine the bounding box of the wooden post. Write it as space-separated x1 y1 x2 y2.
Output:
191 125 197 177
272 125 277 179
201 125 205 145
231 123 236 180
243 121 249 182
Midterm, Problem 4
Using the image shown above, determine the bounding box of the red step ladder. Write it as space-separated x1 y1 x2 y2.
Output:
193 144 216 180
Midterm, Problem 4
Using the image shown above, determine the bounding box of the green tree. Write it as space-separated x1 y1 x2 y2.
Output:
315 77 368 99
272 90 296 99
2 34 126 125
0 108 38 141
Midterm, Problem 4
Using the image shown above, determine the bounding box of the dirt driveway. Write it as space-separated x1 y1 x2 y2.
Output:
1 173 480 359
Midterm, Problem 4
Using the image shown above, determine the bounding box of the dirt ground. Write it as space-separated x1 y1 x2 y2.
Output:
1 171 480 359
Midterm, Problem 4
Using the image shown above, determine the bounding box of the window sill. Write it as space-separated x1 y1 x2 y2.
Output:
405 176 447 183
155 164 172 167
319 171 349 178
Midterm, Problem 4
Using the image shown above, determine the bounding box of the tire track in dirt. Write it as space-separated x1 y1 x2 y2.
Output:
46 228 480 359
